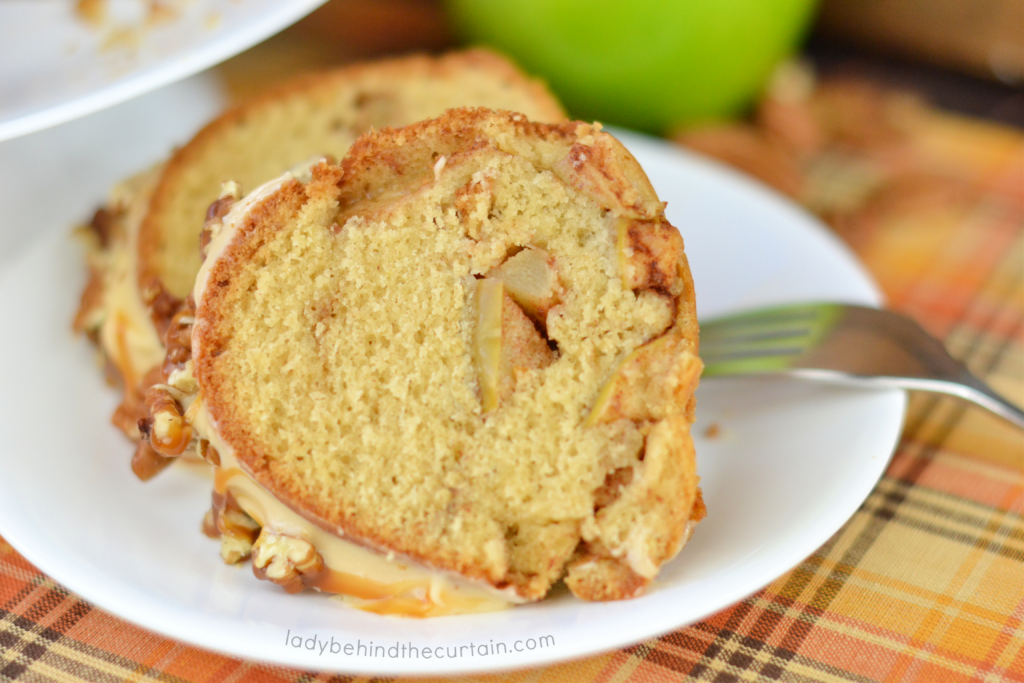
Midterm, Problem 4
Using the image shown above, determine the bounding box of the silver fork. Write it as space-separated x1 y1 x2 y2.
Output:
700 302 1024 428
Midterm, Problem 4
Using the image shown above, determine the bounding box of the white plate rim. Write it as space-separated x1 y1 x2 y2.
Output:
0 133 906 676
0 0 326 142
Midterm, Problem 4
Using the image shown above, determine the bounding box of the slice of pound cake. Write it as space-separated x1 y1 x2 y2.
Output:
142 109 704 615
74 50 566 479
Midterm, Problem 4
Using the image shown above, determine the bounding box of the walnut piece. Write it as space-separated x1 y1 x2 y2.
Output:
205 491 261 564
140 385 192 457
197 439 221 466
130 440 173 481
200 182 241 261
251 530 326 594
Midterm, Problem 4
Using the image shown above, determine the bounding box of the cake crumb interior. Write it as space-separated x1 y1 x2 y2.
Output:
204 125 683 597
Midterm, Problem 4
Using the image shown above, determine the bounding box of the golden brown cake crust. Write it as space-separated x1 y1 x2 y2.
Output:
192 109 701 601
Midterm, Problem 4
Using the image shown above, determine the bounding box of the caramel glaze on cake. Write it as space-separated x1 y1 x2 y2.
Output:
140 108 705 614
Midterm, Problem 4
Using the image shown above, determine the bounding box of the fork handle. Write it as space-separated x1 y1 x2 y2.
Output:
952 371 1024 429
786 371 1024 429
886 374 1024 429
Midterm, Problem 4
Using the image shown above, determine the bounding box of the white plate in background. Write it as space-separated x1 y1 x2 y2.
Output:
0 124 905 675
0 0 323 142
0 71 225 276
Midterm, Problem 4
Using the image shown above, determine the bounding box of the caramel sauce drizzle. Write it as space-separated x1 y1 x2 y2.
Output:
213 467 244 494
214 466 505 617
112 311 138 389
307 571 498 617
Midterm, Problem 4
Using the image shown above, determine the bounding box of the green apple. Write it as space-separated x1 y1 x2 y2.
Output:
444 0 819 133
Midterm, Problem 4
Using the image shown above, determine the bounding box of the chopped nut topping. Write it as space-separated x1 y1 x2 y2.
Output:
167 359 197 395
160 298 195 379
85 206 117 250
141 385 193 457
200 182 241 261
130 285 197 480
113 365 163 442
220 533 254 565
201 509 219 539
142 278 186 342
251 530 326 594
207 491 260 564
197 439 221 466
130 440 173 481
72 266 105 335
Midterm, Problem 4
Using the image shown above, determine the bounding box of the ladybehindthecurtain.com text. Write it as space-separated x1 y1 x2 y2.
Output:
284 631 556 660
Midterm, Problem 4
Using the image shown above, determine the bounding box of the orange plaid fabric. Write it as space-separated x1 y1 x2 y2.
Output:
2 78 1022 683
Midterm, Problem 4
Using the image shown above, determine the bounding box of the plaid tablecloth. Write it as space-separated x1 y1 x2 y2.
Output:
2 72 1022 683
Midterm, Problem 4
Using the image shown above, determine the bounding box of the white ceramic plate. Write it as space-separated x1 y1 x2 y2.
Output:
0 71 225 275
0 0 324 142
0 129 905 676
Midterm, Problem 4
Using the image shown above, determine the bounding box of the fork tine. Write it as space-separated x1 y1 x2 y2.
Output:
702 326 815 345
700 303 844 375
700 310 823 346
700 304 821 333
702 346 807 363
